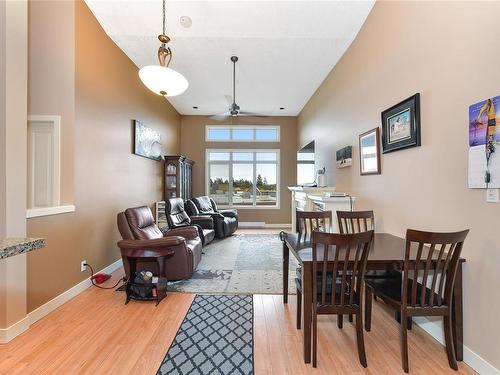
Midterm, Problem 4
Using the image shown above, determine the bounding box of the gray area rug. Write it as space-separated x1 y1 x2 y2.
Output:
157 294 253 375
167 233 298 294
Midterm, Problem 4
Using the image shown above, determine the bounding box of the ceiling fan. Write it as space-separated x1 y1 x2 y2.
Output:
209 56 266 121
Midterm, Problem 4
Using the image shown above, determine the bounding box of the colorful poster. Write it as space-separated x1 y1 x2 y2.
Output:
468 95 500 188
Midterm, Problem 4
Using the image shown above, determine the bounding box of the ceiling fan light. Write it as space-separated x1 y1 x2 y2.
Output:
138 65 188 97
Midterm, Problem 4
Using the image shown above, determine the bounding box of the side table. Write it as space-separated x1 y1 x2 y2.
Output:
122 248 175 306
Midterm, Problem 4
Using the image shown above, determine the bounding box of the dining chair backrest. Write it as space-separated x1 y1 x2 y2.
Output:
337 210 375 234
296 210 332 240
402 229 469 309
311 230 374 308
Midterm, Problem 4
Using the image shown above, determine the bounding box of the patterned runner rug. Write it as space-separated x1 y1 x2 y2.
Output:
157 294 253 375
167 233 298 294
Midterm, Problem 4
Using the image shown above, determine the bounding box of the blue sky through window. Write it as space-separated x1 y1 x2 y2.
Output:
207 126 279 142
208 128 231 141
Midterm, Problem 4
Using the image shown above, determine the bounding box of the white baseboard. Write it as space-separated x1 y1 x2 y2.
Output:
0 315 30 344
0 259 123 344
265 223 292 229
239 221 291 229
414 317 499 375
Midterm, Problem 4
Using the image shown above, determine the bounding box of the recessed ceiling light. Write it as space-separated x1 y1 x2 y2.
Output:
180 16 192 28
279 107 285 110
192 106 198 109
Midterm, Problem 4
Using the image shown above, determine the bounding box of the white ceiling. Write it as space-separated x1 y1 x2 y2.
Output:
85 0 374 116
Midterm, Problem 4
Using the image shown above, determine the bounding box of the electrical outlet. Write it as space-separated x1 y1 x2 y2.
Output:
81 260 87 272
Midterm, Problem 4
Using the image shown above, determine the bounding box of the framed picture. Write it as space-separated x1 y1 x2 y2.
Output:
381 93 420 153
359 127 381 175
336 146 352 168
134 120 162 161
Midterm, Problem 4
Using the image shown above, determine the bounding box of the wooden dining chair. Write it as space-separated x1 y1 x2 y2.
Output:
296 210 333 240
294 210 332 330
309 230 374 368
336 210 375 325
364 229 469 373
337 210 375 234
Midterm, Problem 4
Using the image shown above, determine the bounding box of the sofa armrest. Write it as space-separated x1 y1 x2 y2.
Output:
163 225 200 240
207 212 225 220
117 236 183 250
220 209 238 218
191 215 214 229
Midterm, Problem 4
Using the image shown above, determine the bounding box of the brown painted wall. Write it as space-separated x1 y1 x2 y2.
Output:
180 116 297 224
298 1 500 369
26 1 180 312
28 0 75 205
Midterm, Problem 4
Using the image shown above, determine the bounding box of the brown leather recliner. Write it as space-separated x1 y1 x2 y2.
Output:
117 206 203 280
186 196 238 239
165 198 216 245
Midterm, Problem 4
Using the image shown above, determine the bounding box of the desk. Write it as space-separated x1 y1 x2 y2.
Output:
281 232 465 364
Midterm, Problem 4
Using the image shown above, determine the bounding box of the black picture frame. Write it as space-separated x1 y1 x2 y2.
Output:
381 93 420 153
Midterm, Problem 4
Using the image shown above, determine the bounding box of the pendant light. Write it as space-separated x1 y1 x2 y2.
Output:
139 0 188 97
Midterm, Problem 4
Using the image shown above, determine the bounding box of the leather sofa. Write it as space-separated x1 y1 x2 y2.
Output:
165 198 216 245
117 206 203 280
186 196 238 239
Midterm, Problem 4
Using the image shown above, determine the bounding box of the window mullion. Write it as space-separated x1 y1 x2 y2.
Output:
252 152 257 206
228 153 234 207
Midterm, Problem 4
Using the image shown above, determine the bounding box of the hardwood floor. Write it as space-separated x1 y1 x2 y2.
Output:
0 272 476 375
255 295 475 375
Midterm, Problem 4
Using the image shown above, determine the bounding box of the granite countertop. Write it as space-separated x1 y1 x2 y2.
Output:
0 238 45 259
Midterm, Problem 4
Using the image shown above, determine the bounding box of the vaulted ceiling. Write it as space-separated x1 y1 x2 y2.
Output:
85 0 374 117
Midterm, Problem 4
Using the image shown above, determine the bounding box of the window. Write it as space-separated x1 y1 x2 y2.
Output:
297 141 315 185
27 115 75 218
206 125 280 142
206 150 279 208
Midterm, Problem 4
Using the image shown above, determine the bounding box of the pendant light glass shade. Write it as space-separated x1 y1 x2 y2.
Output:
138 0 188 97
139 65 188 97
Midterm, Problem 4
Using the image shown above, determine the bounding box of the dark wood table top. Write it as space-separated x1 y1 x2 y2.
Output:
283 232 466 264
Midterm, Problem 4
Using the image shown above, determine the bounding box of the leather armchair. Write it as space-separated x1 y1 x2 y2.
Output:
117 206 203 280
186 196 238 239
165 198 216 245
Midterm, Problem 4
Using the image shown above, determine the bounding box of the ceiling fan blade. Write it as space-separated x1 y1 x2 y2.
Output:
209 112 230 121
224 94 233 105
237 111 268 118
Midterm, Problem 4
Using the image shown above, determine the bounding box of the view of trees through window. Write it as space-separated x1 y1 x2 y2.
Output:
207 151 278 207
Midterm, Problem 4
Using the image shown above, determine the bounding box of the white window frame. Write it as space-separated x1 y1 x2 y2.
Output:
205 149 280 209
205 125 280 142
26 115 75 218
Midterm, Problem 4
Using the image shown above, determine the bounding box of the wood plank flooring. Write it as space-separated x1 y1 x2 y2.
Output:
0 281 475 374
0 229 475 374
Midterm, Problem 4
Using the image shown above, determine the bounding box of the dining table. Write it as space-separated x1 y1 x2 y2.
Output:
280 232 466 364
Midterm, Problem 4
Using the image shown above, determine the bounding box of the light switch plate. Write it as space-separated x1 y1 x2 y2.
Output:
486 188 499 203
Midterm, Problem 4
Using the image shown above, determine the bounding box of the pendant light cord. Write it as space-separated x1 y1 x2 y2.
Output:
162 0 166 35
